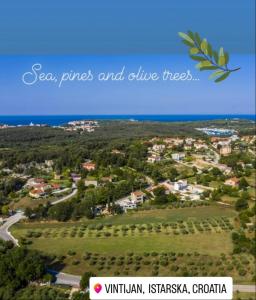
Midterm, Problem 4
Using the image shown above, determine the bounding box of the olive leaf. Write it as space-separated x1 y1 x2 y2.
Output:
178 31 241 83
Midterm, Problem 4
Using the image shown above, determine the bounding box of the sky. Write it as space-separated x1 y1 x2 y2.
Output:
0 54 254 115
0 0 254 115
0 0 254 54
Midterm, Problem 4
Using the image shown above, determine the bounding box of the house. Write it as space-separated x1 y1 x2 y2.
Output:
174 180 188 191
147 155 161 163
51 183 61 191
194 143 208 150
219 144 231 156
116 199 137 212
131 191 145 203
185 138 196 145
26 178 45 188
111 149 124 155
164 138 184 146
152 144 165 152
84 179 98 187
171 152 185 161
225 177 240 187
70 173 81 183
184 145 192 150
45 160 54 167
54 173 63 180
29 182 51 198
29 189 46 198
101 176 113 183
82 162 96 171
218 165 232 175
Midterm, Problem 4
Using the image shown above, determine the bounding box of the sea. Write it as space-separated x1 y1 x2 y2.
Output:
0 115 255 126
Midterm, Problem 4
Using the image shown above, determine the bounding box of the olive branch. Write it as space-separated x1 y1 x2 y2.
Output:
178 31 241 83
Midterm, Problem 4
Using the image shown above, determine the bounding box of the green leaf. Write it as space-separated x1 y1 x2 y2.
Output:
190 55 206 61
207 43 213 57
194 32 201 45
219 47 224 57
218 47 226 66
224 52 229 65
178 32 194 44
215 71 230 83
190 47 199 55
182 40 194 47
196 61 212 69
200 39 208 54
187 31 195 40
218 56 226 66
209 70 225 79
213 51 218 64
200 66 219 71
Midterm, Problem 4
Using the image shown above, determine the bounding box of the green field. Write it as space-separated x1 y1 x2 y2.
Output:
12 231 233 256
11 205 255 283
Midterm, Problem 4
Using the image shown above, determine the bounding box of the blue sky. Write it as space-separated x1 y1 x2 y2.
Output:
0 55 254 115
0 1 254 115
0 0 254 54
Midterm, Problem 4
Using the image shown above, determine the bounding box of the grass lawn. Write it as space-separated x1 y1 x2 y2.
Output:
12 205 236 228
246 172 256 188
10 196 49 210
12 231 233 257
84 205 236 225
220 195 238 204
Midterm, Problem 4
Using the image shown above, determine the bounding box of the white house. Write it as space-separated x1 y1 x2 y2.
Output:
84 179 98 187
116 199 137 212
152 144 165 152
174 180 188 191
131 191 145 203
147 155 161 163
172 153 185 161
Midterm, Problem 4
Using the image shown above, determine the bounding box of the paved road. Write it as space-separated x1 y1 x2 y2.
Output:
0 188 77 245
0 212 25 245
233 285 256 293
51 188 77 205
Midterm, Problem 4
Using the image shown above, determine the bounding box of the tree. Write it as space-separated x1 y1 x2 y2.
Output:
110 204 123 215
169 168 179 181
235 197 248 211
24 207 33 218
154 186 168 204
210 189 221 201
0 242 46 299
48 202 73 221
1 205 9 215
80 272 95 290
239 177 249 190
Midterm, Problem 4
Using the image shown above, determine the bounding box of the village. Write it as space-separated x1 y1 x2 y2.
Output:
1 130 254 217
0 119 99 133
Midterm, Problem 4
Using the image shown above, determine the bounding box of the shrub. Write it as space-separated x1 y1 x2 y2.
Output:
96 224 104 231
170 265 179 272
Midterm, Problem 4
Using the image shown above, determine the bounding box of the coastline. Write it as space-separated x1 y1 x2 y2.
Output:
0 114 255 126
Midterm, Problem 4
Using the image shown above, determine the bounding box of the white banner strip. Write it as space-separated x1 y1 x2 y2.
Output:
90 277 233 300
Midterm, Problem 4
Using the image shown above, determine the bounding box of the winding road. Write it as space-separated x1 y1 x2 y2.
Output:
0 187 77 245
